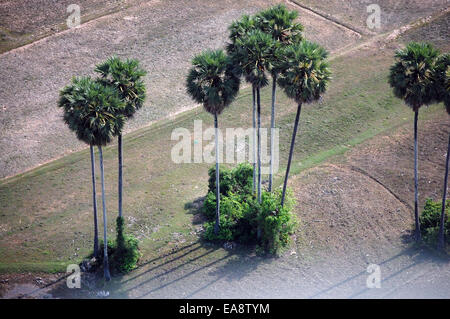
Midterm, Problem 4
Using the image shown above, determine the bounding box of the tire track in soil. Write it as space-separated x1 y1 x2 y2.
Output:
286 0 365 37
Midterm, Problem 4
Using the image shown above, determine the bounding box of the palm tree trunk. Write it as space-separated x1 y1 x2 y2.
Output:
252 85 257 194
90 145 99 258
281 102 302 207
413 110 421 242
269 75 276 192
257 87 262 203
438 133 449 250
118 134 123 218
98 146 111 281
214 113 220 235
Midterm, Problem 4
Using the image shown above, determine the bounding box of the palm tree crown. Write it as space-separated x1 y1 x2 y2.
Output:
255 4 303 45
226 15 257 55
232 29 276 88
433 53 450 113
58 76 125 146
186 49 240 115
95 56 147 119
388 42 440 111
277 40 331 104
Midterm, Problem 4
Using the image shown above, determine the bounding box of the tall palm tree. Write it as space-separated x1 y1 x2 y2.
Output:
433 53 450 249
255 5 303 191
388 42 439 242
186 50 240 234
233 29 276 203
58 76 125 281
95 57 147 219
226 15 258 194
58 79 99 258
277 40 331 207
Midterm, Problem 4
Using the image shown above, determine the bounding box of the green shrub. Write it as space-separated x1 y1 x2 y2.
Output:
202 191 218 220
112 217 141 273
419 198 449 246
208 165 234 196
256 189 297 255
202 163 297 254
232 163 253 194
94 217 141 274
208 163 254 196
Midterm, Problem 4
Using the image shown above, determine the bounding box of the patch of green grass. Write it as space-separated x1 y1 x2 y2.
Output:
0 262 68 274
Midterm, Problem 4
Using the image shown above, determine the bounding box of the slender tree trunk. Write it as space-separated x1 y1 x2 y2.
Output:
252 85 257 194
281 103 302 207
90 145 99 258
269 75 276 192
257 87 262 203
118 134 123 218
438 133 449 250
413 110 421 242
98 146 111 281
214 113 220 235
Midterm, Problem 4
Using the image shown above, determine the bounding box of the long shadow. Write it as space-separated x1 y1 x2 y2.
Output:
118 245 219 296
185 252 265 298
135 252 233 299
135 242 198 269
113 197 268 298
308 245 447 299
120 243 203 285
348 260 422 299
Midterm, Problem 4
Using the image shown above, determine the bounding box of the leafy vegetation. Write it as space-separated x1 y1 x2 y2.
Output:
202 163 297 255
419 199 450 247
96 217 141 274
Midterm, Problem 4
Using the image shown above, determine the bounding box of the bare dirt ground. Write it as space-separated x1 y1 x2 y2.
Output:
0 0 361 179
2 116 448 299
297 0 449 34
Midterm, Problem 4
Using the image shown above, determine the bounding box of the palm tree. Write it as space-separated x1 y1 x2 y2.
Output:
388 42 439 242
58 76 125 281
433 53 450 249
58 79 99 259
226 15 258 194
95 57 147 219
277 40 331 207
255 5 303 191
233 29 276 203
186 50 240 234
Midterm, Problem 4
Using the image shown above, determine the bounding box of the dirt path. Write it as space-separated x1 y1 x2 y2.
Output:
287 0 365 36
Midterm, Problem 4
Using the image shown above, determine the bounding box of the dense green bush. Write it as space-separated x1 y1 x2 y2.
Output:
257 189 297 254
208 163 253 195
203 163 297 254
96 217 141 274
112 216 141 273
419 199 449 246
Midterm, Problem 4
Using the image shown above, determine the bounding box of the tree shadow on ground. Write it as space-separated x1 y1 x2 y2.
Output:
105 198 274 298
309 244 449 299
184 196 206 225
